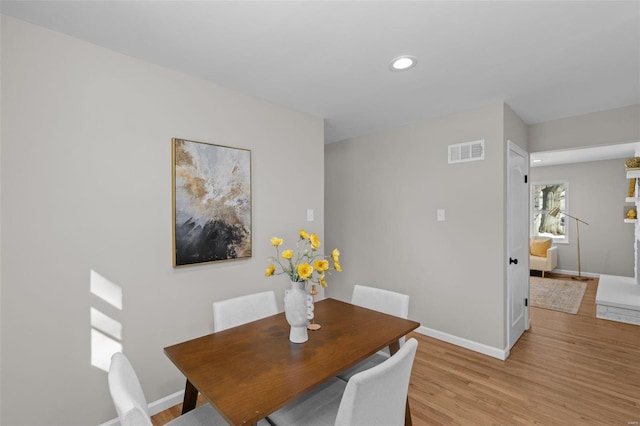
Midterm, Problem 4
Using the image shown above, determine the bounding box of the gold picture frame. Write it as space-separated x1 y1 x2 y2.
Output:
172 138 252 267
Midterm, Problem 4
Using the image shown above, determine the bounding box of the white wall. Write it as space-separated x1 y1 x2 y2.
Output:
325 103 510 355
1 16 324 426
528 105 640 152
531 159 634 277
504 104 528 152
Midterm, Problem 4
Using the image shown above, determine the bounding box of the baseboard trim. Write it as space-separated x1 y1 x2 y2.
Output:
414 326 509 360
98 390 184 426
552 269 599 278
149 390 185 415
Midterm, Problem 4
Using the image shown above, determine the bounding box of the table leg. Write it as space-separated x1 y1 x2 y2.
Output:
389 339 412 426
404 399 413 426
389 340 401 355
181 379 198 414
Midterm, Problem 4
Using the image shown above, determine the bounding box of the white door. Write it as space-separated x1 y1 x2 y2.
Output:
507 141 529 350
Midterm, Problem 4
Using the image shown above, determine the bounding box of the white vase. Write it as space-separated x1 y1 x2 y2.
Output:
284 281 314 343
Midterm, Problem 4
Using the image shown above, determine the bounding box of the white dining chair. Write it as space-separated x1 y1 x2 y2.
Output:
266 338 418 426
213 290 278 332
337 285 410 381
108 352 228 426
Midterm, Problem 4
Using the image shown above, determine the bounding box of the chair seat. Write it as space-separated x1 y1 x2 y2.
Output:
166 403 228 426
166 404 272 426
109 352 272 426
268 338 418 426
337 353 388 382
529 238 558 277
267 378 346 426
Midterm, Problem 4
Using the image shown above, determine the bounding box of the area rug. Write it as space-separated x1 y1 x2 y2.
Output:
529 277 587 314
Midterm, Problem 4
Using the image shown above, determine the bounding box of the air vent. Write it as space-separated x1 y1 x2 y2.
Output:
448 139 485 164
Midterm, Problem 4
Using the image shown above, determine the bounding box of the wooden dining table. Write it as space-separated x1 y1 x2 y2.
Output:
164 297 420 426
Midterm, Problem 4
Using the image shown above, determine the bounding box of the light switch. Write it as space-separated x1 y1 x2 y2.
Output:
437 209 446 221
307 209 314 221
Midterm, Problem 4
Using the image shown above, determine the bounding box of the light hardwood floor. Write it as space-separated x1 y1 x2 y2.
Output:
153 275 640 425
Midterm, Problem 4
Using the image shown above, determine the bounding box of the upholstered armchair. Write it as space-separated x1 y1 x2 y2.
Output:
530 237 558 277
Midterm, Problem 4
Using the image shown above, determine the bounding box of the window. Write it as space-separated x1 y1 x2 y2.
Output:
531 181 568 244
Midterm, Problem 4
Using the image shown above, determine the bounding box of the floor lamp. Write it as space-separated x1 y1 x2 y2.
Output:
549 207 589 281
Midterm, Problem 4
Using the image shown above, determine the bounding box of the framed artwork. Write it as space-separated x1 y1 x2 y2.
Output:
172 138 252 267
531 181 568 243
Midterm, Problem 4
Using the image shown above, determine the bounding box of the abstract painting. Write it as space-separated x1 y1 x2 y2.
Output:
172 138 251 266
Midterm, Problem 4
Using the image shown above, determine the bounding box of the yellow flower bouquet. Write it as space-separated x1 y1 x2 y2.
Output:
265 229 342 287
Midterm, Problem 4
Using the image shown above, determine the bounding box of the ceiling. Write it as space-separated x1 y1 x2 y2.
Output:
1 1 639 145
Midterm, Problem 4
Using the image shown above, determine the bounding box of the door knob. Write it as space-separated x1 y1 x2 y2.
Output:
509 257 518 265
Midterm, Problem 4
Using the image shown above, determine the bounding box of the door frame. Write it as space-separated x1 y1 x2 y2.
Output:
507 140 530 351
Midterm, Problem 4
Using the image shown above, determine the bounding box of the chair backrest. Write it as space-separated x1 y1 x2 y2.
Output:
351 285 409 319
352 285 409 348
213 290 278 332
334 338 418 426
108 352 153 426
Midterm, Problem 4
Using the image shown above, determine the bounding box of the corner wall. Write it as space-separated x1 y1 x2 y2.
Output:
1 16 324 425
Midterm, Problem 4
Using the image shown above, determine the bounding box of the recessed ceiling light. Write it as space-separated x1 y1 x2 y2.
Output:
532 159 542 163
389 55 417 71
